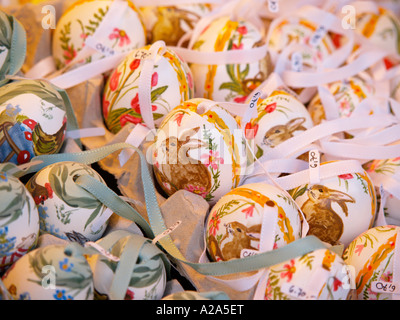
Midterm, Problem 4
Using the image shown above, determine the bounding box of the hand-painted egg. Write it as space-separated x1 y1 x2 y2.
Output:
139 3 213 46
0 168 39 272
2 242 94 300
87 232 167 300
52 0 146 69
308 76 375 125
343 225 400 300
289 165 377 247
25 161 108 242
363 157 400 226
267 17 337 69
152 98 248 204
260 248 352 300
242 89 313 159
355 7 400 54
0 79 68 165
0 10 26 85
205 182 303 262
102 44 194 134
189 16 271 102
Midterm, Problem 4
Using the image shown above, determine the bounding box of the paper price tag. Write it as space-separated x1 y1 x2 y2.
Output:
152 220 182 245
371 281 400 294
281 283 318 300
85 241 120 262
309 25 327 47
308 149 320 184
291 52 303 72
85 36 116 57
268 0 279 12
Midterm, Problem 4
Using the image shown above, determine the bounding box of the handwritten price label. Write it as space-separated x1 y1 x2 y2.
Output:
281 283 317 300
308 150 320 184
309 25 327 47
291 52 303 72
268 0 279 12
371 281 399 294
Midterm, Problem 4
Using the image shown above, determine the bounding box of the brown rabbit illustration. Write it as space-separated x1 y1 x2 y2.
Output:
301 184 356 245
263 117 307 148
208 221 261 261
154 126 212 196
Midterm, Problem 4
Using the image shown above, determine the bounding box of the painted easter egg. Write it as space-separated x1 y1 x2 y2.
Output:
52 0 146 69
243 89 313 159
102 43 194 134
343 225 400 300
189 16 271 102
152 98 247 204
355 7 400 54
289 165 377 247
162 290 230 300
267 17 337 69
308 76 375 125
205 182 302 262
87 231 167 300
363 157 400 226
0 167 39 273
140 3 213 46
2 242 94 300
260 248 352 300
0 79 68 165
0 10 26 85
25 161 108 242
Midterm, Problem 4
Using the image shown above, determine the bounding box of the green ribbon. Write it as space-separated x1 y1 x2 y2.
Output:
11 143 327 277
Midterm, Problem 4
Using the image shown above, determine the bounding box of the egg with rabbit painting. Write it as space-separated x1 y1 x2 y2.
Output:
205 182 302 262
242 89 313 159
289 165 377 247
152 98 247 205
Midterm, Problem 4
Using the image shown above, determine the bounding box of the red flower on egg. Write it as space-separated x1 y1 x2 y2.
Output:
151 72 158 87
333 277 343 291
233 95 248 103
264 102 277 113
120 114 143 127
130 58 141 71
109 70 121 92
232 43 244 50
102 97 110 119
24 131 32 141
338 173 353 180
244 122 259 139
131 93 140 114
237 26 248 35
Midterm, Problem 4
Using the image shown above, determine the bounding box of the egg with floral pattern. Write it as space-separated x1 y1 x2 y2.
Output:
25 161 108 242
242 89 313 159
260 248 352 300
102 43 194 134
0 79 68 165
2 243 94 300
152 98 248 205
289 164 377 247
52 0 146 69
140 3 213 46
189 16 271 103
205 182 302 262
308 76 375 125
343 225 400 300
0 166 39 273
87 231 167 300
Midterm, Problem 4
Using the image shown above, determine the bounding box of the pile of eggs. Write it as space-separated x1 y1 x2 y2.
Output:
0 0 399 301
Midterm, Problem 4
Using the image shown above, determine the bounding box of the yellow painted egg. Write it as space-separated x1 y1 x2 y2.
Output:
289 164 377 247
343 225 400 300
152 98 247 204
189 16 270 102
205 182 302 262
